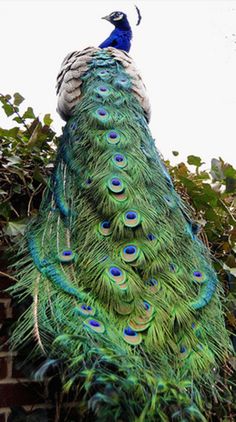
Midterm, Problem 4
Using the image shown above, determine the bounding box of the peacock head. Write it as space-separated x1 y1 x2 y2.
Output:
102 11 130 30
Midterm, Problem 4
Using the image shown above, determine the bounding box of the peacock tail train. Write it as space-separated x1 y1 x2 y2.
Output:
11 47 231 421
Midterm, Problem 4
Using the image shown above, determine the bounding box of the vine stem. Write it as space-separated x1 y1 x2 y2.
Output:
219 199 236 223
27 183 43 216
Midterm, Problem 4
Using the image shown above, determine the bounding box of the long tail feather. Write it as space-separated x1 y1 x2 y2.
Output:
11 47 232 421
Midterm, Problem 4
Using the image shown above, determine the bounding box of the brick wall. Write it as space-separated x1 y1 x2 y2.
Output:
0 269 48 421
0 259 82 422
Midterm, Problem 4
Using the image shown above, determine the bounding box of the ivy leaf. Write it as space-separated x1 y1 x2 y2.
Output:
13 184 22 194
187 155 204 167
0 94 11 103
2 102 14 117
0 128 9 137
177 163 188 176
199 184 218 207
7 127 20 138
13 92 25 106
0 127 19 138
0 202 11 219
13 116 23 124
23 107 35 119
223 165 236 178
27 122 42 147
198 171 210 180
4 155 22 166
172 151 179 157
211 158 224 181
33 166 46 183
4 220 27 236
225 177 236 193
179 176 198 192
225 254 236 268
43 113 53 126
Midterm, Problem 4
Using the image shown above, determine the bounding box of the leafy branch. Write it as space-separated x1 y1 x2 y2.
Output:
0 92 31 135
0 92 58 248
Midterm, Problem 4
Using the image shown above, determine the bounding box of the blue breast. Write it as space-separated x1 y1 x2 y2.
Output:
99 28 132 52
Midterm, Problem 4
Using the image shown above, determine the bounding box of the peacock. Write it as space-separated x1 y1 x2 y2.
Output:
99 10 134 52
11 9 232 422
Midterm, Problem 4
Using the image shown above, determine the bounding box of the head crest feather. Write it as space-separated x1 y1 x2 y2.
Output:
135 5 142 26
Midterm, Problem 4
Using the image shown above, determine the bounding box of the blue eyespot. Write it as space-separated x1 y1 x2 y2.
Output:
115 154 124 162
124 246 136 255
147 233 156 241
147 278 158 287
143 301 151 311
99 86 107 92
110 267 122 277
109 131 118 139
81 304 92 311
112 178 121 186
97 108 107 116
62 250 72 256
124 327 136 336
101 220 110 229
193 271 202 278
126 211 137 220
89 320 100 327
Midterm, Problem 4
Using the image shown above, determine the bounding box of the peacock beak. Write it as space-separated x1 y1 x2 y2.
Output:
102 15 111 22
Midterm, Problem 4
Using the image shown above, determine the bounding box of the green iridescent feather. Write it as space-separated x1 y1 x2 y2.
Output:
11 50 232 421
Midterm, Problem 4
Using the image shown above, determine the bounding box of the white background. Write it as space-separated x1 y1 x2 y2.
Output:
1 0 236 167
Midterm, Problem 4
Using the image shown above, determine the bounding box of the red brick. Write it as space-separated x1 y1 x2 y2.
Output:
12 358 25 379
0 300 12 320
0 274 16 290
0 304 6 321
11 306 24 320
0 336 9 352
0 290 11 299
0 382 45 407
0 356 8 379
0 270 16 291
0 413 6 422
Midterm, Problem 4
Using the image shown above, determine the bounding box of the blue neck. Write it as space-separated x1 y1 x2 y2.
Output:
114 18 131 31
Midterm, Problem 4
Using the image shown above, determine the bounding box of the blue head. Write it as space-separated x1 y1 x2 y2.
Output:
102 11 131 31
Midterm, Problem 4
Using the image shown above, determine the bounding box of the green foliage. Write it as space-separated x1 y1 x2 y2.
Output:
0 93 58 250
166 153 236 288
166 152 236 387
